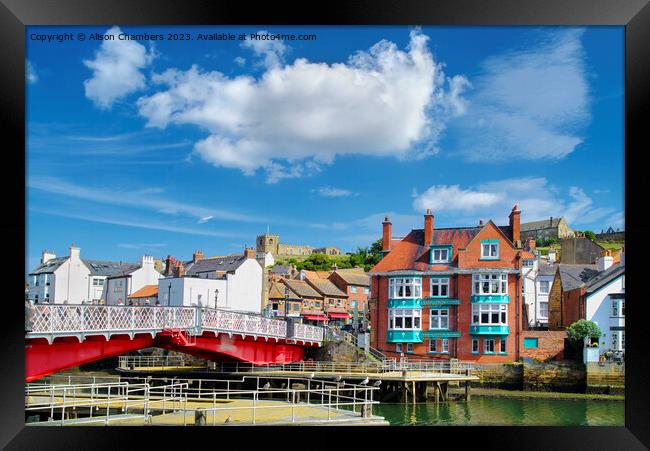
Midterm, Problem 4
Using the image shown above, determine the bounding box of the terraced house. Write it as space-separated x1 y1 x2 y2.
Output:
369 206 525 363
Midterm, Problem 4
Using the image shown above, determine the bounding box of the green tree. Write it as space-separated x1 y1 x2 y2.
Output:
545 237 558 246
566 319 602 348
583 230 597 241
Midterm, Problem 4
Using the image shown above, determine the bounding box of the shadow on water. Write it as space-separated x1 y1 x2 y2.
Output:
376 398 624 426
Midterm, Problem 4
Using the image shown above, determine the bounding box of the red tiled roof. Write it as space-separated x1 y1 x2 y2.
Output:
521 251 535 260
128 285 158 299
371 224 513 273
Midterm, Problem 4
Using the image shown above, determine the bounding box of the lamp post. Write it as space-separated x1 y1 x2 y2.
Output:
215 289 219 309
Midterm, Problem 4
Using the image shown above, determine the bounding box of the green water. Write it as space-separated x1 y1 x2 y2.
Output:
373 397 624 426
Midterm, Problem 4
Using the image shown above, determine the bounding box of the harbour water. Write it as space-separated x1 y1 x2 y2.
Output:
373 397 624 426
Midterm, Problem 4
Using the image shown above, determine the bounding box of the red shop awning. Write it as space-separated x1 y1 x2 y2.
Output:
303 315 329 321
328 313 351 319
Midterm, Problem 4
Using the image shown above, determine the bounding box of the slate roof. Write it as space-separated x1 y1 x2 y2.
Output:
29 257 69 275
586 264 625 294
29 257 139 277
271 265 292 275
331 269 370 287
282 279 323 298
305 278 347 297
557 264 599 291
184 255 249 276
538 263 557 276
521 217 564 231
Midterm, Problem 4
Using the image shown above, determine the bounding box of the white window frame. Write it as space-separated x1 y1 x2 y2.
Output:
363 287 370 295
611 332 619 351
406 343 414 353
430 277 449 297
431 248 450 263
612 300 618 317
441 338 449 353
389 308 422 330
539 301 549 320
429 308 449 329
500 338 506 353
389 278 422 299
429 339 437 353
484 338 495 353
473 273 508 295
472 304 508 326
472 339 479 353
350 286 357 294
395 343 402 353
539 280 550 294
481 242 499 258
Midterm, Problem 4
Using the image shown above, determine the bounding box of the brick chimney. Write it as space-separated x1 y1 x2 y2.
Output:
244 247 256 259
424 209 434 246
192 250 204 263
174 261 186 277
164 255 176 277
382 216 392 254
509 204 521 246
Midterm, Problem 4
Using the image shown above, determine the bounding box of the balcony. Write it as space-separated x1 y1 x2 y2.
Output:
470 325 510 335
386 329 423 343
470 295 510 304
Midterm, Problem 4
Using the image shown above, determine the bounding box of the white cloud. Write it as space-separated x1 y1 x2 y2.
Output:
450 29 590 161
83 26 154 109
234 56 246 67
412 176 616 228
241 31 287 69
198 215 214 224
314 186 357 198
28 176 264 224
413 185 502 212
26 60 38 83
137 28 467 182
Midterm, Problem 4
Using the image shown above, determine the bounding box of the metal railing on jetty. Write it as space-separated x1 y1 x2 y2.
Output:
25 374 381 426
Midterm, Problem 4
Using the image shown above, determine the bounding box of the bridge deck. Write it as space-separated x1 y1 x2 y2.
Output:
239 370 479 383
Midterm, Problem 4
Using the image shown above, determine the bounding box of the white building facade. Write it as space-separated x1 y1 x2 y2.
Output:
105 256 163 305
585 256 625 354
521 257 555 328
27 246 133 304
159 252 263 313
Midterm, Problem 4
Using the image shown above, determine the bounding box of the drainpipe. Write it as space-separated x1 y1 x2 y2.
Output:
515 273 521 361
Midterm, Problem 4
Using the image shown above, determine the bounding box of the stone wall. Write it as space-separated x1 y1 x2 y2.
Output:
586 362 625 394
523 360 585 392
472 363 524 390
521 330 567 361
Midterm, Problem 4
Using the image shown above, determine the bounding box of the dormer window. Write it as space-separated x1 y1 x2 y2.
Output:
481 240 500 260
430 246 452 264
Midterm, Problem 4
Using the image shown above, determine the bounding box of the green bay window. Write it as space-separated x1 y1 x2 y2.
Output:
473 273 508 296
389 277 422 299
389 308 422 330
472 303 507 326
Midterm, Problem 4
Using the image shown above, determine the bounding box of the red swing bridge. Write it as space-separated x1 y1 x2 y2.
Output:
25 304 325 382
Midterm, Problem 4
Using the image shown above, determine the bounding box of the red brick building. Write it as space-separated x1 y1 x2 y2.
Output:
369 206 525 363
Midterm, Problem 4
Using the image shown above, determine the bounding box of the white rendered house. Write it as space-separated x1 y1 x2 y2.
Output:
104 256 163 305
585 254 625 353
521 256 555 327
27 245 137 304
159 249 263 313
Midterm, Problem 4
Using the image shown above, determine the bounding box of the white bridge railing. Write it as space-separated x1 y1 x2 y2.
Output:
25 304 323 344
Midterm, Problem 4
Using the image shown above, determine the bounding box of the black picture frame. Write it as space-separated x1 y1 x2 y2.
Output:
2 0 648 448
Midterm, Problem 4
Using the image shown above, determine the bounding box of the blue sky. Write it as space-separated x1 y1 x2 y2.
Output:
26 26 624 273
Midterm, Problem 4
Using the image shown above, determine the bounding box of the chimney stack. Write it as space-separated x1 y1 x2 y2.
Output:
193 250 204 263
174 261 186 278
597 254 614 272
244 247 256 259
164 255 176 277
479 219 484 226
382 216 392 254
69 244 80 260
509 204 521 247
41 250 56 264
423 209 434 246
